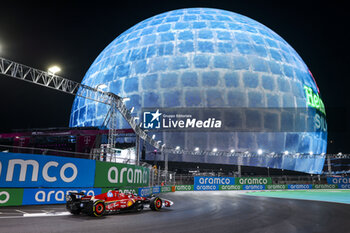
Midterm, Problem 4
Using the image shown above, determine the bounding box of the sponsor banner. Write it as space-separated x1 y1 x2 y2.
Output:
194 176 235 186
0 152 95 187
94 161 149 187
313 184 337 189
175 185 194 191
0 188 24 206
194 184 219 191
288 184 312 190
219 185 243 190
138 187 151 197
338 184 350 189
236 177 272 185
153 186 161 194
327 177 350 184
266 184 288 190
22 188 101 205
101 187 139 195
161 186 172 193
243 185 265 190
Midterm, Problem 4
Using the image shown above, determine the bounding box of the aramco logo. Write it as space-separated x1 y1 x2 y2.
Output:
107 166 148 185
0 159 78 183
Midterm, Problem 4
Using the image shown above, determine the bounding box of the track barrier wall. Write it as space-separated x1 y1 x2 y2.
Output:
0 152 95 187
327 177 350 184
1 152 349 206
0 152 152 206
0 188 23 206
175 176 350 192
94 161 149 187
266 184 288 190
22 188 102 205
175 185 194 191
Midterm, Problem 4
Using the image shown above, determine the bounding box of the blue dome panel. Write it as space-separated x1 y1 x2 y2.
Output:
70 8 327 174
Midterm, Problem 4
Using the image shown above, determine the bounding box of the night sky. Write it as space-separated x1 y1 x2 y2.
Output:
0 1 348 153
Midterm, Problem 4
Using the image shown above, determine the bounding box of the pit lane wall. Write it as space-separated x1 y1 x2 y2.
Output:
0 152 150 206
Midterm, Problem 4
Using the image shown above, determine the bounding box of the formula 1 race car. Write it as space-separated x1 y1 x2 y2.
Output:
66 189 173 217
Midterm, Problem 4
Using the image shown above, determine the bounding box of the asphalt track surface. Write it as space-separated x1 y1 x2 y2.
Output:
1 191 350 233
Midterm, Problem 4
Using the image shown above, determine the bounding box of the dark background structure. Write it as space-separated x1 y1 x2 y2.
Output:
0 1 348 153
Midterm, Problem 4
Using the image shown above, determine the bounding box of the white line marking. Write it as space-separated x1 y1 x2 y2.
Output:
23 212 71 217
0 211 71 219
15 210 28 214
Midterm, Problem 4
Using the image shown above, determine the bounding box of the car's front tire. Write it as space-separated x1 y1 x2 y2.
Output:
150 197 162 211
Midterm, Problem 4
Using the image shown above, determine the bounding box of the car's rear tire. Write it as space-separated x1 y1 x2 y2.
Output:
66 201 81 215
150 197 162 211
69 209 81 215
91 200 105 217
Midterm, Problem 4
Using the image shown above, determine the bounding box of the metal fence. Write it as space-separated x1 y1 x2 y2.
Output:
149 168 176 187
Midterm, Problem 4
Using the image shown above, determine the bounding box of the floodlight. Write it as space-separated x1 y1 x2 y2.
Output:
48 66 61 75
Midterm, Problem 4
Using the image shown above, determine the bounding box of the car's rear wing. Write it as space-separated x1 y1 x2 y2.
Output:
66 192 90 202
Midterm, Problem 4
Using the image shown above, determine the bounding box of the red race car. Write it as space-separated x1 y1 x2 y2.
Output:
66 189 173 217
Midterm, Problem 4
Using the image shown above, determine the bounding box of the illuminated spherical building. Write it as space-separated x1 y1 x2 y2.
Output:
70 8 327 173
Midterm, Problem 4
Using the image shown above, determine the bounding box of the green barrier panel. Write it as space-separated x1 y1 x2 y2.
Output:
161 186 172 193
175 185 194 191
94 161 149 187
0 188 24 206
236 177 272 185
313 184 338 189
219 185 243 190
266 184 288 190
101 187 139 195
